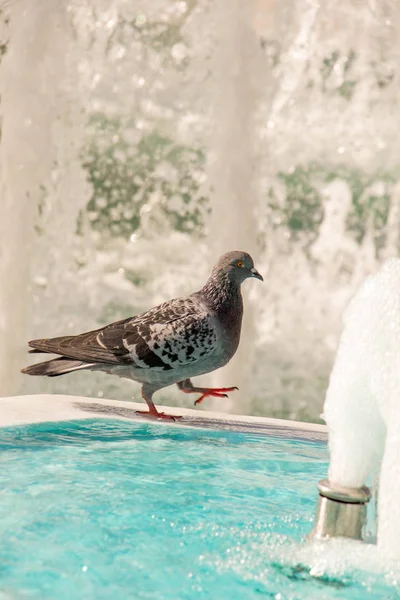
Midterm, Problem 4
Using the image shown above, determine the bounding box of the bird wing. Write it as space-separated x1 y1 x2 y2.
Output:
28 297 218 371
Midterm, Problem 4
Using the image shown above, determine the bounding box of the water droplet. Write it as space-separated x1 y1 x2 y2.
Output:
171 43 187 63
135 14 146 27
33 276 48 288
175 1 187 15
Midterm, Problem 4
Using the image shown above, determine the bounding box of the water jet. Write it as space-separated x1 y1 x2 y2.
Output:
310 259 400 558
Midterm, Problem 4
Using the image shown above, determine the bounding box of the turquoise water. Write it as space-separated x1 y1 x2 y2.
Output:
0 419 397 599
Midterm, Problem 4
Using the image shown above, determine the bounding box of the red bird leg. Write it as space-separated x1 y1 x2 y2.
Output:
177 380 239 406
135 386 181 421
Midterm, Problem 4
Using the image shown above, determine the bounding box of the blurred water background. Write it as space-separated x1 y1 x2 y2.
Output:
0 0 399 422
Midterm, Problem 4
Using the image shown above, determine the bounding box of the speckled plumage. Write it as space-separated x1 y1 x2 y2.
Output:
22 251 263 418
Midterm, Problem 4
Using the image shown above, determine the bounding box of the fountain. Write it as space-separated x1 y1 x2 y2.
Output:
3 2 400 595
310 258 400 559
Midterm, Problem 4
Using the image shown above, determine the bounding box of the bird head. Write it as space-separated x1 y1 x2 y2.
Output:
214 251 263 284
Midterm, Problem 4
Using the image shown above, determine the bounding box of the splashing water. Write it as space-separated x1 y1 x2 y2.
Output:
1 0 400 420
323 259 400 558
0 2 90 395
205 0 265 413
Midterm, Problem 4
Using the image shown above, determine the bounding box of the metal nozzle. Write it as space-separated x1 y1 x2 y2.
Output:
308 479 371 541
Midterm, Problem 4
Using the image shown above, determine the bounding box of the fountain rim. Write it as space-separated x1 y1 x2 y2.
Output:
0 394 327 442
317 478 371 504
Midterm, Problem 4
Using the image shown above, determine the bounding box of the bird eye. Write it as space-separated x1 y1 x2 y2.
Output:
237 261 244 268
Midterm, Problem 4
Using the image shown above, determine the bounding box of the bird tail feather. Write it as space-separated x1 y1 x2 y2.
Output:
21 357 94 378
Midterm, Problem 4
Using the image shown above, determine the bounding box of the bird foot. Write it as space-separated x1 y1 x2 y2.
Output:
135 410 181 422
177 382 239 406
193 386 239 406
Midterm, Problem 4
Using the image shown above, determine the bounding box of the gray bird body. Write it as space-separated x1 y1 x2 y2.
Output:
22 251 262 417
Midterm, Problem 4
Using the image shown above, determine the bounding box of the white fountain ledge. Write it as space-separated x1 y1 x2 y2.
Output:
0 394 327 441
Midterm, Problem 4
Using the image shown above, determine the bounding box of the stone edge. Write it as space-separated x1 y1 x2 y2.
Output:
0 394 328 441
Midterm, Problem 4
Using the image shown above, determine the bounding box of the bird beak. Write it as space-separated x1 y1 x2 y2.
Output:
250 267 263 281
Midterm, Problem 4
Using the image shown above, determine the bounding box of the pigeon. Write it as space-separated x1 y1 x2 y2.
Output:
22 250 263 420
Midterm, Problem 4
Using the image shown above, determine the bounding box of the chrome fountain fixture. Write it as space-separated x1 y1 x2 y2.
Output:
309 479 371 541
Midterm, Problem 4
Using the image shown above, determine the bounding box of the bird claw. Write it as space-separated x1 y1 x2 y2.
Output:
179 384 238 406
194 391 230 405
135 410 182 422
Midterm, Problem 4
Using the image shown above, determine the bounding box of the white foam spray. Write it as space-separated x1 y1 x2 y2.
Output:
323 258 400 557
206 0 265 413
0 2 89 395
